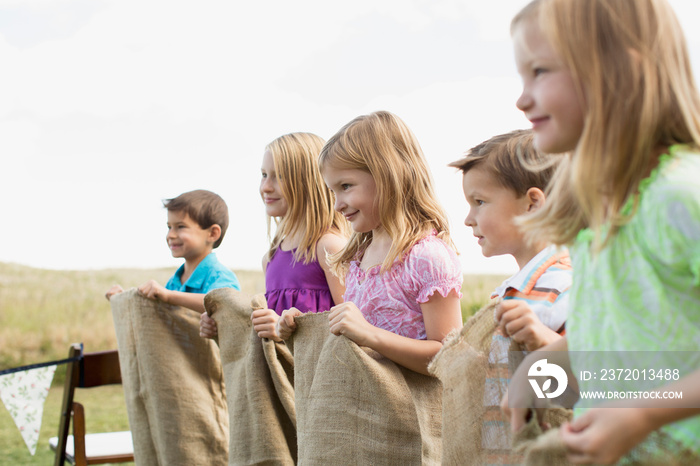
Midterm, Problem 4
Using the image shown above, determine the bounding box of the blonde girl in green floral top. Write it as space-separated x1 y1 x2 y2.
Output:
501 0 700 464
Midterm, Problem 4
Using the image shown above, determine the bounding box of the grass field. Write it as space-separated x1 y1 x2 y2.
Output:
0 261 506 464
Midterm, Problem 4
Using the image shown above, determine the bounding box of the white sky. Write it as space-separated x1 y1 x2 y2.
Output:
2 0 700 275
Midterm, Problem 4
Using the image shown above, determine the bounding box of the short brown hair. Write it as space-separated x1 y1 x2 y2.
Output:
449 129 556 196
163 190 229 249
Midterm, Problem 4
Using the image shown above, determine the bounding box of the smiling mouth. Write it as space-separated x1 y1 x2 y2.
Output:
344 211 358 220
529 116 548 129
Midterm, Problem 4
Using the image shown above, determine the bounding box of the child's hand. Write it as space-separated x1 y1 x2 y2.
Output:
200 312 218 339
105 284 124 301
560 406 654 464
277 308 303 340
495 300 561 351
251 308 281 341
328 302 375 346
138 280 170 303
501 337 570 432
501 377 543 433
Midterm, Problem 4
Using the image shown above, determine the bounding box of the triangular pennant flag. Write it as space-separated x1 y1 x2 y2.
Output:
0 365 57 455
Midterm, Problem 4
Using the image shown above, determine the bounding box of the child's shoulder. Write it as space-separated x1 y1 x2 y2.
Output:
495 245 571 298
631 147 700 257
641 147 700 216
398 233 463 297
403 232 460 270
316 231 347 256
654 146 700 192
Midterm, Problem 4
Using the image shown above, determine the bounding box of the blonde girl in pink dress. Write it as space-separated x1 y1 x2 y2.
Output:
278 111 464 375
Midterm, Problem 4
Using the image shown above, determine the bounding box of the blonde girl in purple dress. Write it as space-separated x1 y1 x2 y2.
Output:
200 132 348 340
278 111 464 375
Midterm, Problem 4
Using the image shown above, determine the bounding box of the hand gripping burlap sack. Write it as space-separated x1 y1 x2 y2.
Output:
429 300 572 465
512 403 700 465
205 287 296 466
288 312 443 466
110 289 228 466
430 301 700 466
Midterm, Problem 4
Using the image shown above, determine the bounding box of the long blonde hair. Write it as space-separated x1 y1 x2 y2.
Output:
513 0 700 249
319 111 454 277
265 132 349 264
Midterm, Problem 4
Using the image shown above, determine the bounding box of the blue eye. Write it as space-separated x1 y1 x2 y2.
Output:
533 67 546 77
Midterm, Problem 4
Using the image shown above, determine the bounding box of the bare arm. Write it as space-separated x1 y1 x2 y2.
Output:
328 289 462 375
316 232 347 305
138 280 205 313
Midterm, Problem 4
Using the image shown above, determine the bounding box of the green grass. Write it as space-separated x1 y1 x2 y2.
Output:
0 375 132 465
0 261 506 463
0 263 265 373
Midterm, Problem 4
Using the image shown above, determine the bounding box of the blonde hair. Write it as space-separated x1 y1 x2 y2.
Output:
319 110 455 276
265 132 349 264
513 0 700 248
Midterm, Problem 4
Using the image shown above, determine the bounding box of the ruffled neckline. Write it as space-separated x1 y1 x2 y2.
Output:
349 258 382 278
576 145 679 244
350 230 439 277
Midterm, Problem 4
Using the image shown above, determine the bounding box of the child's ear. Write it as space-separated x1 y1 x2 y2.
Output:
525 187 546 213
208 224 222 244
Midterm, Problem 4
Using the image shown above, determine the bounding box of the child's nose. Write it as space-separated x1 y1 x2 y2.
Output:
516 87 532 112
464 210 475 227
333 195 345 212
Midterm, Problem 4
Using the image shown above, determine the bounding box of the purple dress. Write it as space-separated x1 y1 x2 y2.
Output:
265 248 335 316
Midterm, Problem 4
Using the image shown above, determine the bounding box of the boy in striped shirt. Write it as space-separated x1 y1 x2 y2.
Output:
450 129 572 462
451 129 571 350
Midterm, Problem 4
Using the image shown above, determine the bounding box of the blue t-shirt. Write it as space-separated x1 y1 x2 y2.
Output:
165 253 240 293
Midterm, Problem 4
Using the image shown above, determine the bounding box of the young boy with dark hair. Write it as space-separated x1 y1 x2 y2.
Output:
106 189 240 312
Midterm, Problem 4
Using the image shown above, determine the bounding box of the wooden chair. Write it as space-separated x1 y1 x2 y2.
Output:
49 343 134 465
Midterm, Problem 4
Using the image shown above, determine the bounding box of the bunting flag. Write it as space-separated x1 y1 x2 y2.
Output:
0 365 57 455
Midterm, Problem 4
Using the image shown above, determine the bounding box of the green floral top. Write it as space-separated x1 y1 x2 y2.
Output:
568 145 700 457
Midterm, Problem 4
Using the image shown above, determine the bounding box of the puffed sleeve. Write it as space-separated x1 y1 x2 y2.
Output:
403 235 464 304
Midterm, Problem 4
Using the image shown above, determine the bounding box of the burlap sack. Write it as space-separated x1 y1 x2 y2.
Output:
512 410 571 465
429 300 572 465
110 289 228 466
289 312 443 465
205 287 296 466
431 301 700 465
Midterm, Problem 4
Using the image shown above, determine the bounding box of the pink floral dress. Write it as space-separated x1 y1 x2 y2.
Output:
343 233 463 340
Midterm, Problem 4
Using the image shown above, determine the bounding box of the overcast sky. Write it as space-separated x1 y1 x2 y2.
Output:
3 0 700 276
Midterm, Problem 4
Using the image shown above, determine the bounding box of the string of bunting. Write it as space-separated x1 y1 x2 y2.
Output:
0 355 81 376
0 347 83 456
